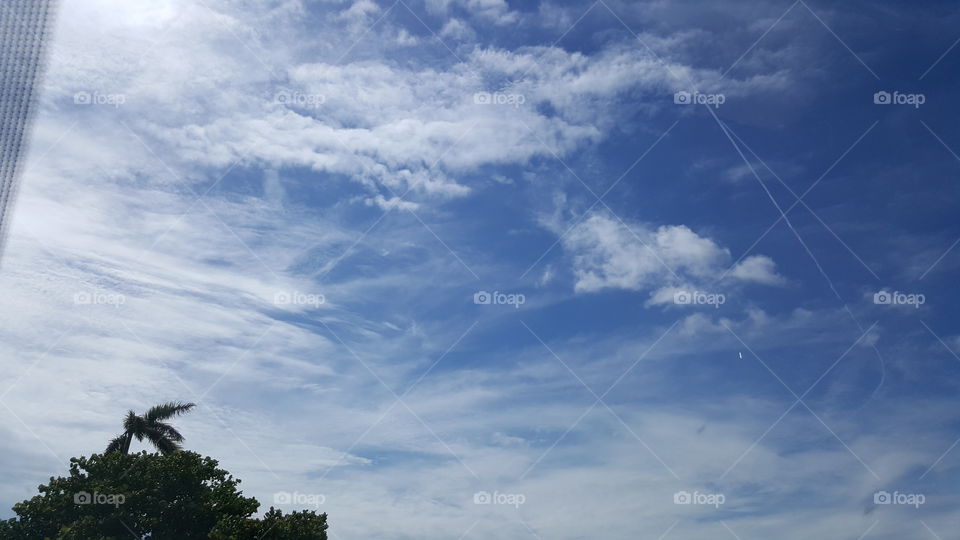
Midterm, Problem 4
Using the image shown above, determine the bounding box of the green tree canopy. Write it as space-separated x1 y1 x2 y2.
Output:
0 451 328 540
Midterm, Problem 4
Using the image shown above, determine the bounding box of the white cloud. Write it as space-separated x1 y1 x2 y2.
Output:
729 255 786 285
463 0 518 25
425 0 517 26
439 18 474 40
394 28 419 47
561 213 783 295
338 0 381 30
39 0 790 213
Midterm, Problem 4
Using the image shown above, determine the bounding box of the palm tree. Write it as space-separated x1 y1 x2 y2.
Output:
105 401 196 455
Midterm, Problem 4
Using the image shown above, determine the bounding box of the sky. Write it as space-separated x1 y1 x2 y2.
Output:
1 0 960 538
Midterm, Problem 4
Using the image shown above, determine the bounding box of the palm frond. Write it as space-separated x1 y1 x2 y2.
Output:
122 411 144 432
151 421 185 442
144 427 181 454
105 434 127 454
144 401 195 424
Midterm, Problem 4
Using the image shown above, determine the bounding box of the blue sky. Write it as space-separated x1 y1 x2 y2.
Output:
2 0 960 538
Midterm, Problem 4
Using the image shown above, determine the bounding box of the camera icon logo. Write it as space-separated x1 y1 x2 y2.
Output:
273 491 292 504
473 92 492 105
73 292 92 305
473 491 492 504
874 490 891 504
673 291 692 305
275 90 291 104
473 291 492 305
673 491 692 504
873 91 891 104
674 91 691 104
873 291 892 305
73 91 92 105
74 491 92 505
273 291 291 305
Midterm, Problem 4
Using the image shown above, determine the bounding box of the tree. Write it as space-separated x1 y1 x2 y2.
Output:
0 451 328 539
210 508 331 539
105 401 195 455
